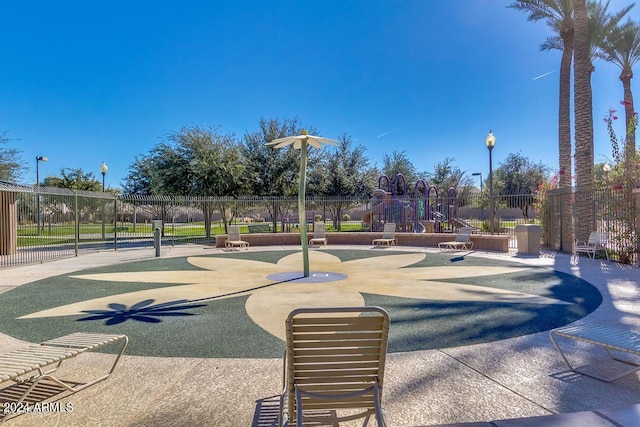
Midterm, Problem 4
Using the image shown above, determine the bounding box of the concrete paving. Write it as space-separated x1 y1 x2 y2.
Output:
0 244 639 426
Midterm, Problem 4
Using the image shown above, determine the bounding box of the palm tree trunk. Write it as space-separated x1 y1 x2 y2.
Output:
621 68 636 161
573 0 595 244
559 29 573 188
559 28 574 252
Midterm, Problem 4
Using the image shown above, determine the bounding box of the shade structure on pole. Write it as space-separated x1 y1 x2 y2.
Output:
266 130 338 277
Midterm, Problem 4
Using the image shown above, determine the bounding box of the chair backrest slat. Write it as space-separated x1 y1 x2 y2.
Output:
313 222 326 238
382 223 396 239
588 232 608 245
228 225 241 240
285 306 389 423
456 227 472 242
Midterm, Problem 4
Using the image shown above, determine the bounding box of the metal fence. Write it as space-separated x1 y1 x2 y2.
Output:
0 183 635 267
541 185 638 264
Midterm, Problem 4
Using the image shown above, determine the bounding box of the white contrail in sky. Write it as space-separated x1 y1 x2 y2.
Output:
532 70 556 81
377 128 399 138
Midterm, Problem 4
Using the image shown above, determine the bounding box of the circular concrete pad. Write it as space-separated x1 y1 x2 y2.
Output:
0 250 601 358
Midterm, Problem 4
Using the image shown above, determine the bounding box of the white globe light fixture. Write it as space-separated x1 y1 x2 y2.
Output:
100 162 108 192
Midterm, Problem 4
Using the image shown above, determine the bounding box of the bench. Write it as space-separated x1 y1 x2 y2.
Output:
550 324 640 382
247 223 271 233
0 332 128 423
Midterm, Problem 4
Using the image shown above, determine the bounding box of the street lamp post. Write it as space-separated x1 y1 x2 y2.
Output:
100 162 108 240
100 162 108 192
35 156 48 236
485 131 496 234
472 172 483 221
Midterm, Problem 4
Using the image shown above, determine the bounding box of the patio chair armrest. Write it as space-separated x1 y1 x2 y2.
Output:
281 350 286 390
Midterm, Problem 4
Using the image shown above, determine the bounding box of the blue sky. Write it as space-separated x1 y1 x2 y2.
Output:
2 1 639 189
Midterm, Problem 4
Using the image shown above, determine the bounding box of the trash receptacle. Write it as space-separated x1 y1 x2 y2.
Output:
515 224 542 255
151 220 162 232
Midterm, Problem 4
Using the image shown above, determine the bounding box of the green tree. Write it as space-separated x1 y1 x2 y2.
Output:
493 153 551 219
123 125 247 236
43 168 102 191
427 157 474 193
309 133 377 198
122 155 157 195
308 132 377 229
427 158 476 215
243 117 318 196
380 150 418 194
242 117 319 229
164 125 246 197
0 131 25 182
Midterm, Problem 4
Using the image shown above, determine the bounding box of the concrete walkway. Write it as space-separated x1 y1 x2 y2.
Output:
1 244 640 426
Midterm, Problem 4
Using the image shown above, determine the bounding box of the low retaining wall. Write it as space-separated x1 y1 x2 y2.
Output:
215 232 510 252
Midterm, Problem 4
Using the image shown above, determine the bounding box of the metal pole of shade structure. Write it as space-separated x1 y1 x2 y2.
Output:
485 131 496 234
35 156 48 236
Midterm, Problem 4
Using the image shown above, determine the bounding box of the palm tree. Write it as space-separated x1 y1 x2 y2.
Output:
599 19 640 160
510 0 575 251
573 0 593 244
510 0 574 189
512 0 635 248
573 0 632 243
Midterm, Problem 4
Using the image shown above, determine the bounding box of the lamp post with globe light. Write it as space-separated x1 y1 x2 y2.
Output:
485 131 496 234
100 162 108 239
36 156 48 236
100 162 108 192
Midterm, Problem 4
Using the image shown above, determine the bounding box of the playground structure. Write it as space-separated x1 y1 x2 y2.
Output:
362 174 458 233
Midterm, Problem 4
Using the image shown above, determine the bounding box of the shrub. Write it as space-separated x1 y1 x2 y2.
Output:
342 213 351 221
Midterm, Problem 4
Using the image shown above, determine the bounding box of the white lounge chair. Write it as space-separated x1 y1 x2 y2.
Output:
225 225 249 251
574 232 609 261
280 306 389 427
550 323 640 382
438 227 474 251
0 333 128 424
308 222 327 246
372 223 397 246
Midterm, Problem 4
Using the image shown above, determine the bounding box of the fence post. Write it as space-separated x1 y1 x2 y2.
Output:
113 199 118 250
74 190 79 256
0 191 18 255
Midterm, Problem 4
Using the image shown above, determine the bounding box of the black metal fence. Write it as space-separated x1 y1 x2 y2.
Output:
541 185 638 264
6 182 636 267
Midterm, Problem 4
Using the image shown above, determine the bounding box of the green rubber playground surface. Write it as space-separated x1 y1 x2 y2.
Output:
0 250 601 358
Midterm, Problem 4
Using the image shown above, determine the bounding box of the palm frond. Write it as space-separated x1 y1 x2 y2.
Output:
541 35 564 51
